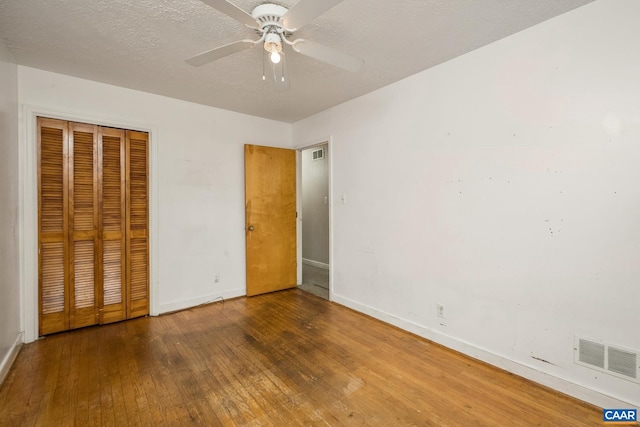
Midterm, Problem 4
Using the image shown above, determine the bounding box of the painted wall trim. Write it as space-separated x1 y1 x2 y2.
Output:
158 288 245 314
331 292 637 410
0 332 23 386
302 258 329 270
19 104 160 343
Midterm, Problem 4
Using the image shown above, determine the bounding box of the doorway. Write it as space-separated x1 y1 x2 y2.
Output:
299 143 330 299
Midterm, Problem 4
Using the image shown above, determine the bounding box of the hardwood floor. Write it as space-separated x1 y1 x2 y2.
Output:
0 289 601 426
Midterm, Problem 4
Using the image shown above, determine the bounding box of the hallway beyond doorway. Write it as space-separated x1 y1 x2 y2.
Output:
298 264 328 299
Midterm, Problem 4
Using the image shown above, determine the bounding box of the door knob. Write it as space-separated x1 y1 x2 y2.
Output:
247 225 254 231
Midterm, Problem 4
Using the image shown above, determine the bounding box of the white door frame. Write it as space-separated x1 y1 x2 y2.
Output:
294 136 333 299
19 104 160 343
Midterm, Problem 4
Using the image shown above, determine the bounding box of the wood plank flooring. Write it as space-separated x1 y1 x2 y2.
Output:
0 289 601 426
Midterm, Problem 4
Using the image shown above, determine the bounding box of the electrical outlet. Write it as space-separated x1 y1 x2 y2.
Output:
437 303 446 319
214 273 220 283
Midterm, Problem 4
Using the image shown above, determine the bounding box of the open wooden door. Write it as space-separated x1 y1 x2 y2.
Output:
245 144 296 296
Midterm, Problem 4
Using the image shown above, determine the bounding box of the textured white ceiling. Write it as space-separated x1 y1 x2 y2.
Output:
0 0 594 122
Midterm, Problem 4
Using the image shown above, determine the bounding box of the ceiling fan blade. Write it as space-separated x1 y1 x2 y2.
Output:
199 0 258 28
282 0 345 31
186 40 256 67
293 40 363 72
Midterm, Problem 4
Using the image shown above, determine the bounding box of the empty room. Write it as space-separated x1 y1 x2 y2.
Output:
0 0 639 425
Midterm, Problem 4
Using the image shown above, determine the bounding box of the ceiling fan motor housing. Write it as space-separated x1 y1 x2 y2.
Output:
251 4 288 30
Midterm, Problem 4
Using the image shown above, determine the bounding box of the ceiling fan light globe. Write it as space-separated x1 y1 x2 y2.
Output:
264 33 282 53
264 41 280 53
270 51 281 64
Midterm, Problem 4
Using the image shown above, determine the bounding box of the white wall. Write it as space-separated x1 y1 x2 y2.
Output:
18 67 292 342
0 40 22 381
293 0 640 409
302 144 329 266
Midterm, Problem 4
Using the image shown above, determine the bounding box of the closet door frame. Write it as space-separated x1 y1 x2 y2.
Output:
22 106 158 342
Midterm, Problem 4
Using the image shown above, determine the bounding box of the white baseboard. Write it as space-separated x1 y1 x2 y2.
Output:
0 332 24 386
302 258 329 270
158 288 245 314
331 293 637 410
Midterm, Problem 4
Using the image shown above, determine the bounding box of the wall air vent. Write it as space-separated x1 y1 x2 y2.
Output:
578 339 605 368
575 336 640 383
608 347 637 379
312 147 324 161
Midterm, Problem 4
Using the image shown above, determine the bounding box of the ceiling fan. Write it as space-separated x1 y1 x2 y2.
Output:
186 0 364 87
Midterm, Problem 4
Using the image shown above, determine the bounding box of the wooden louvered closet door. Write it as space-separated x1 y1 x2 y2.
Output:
38 118 69 335
126 130 149 319
38 118 149 335
100 127 127 323
68 122 99 329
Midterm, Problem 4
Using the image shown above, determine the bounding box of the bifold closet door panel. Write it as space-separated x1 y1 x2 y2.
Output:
68 122 99 329
100 127 127 324
39 118 150 335
126 130 149 319
38 118 70 335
